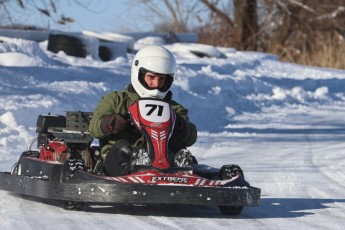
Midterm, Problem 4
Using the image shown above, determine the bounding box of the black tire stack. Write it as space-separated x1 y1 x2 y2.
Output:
47 33 87 58
98 45 112 62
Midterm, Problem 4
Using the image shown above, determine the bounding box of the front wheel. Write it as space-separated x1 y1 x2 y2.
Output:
219 206 243 215
218 164 244 215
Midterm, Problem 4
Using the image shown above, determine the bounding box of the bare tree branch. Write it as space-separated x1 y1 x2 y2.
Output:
37 8 50 17
16 0 24 9
287 0 315 14
315 5 345 20
200 0 234 27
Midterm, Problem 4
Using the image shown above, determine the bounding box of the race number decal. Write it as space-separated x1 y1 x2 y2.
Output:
138 100 170 122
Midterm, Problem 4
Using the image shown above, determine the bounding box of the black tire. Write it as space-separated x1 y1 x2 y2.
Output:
63 201 84 211
98 45 112 61
62 158 86 211
63 158 86 182
47 33 87 58
219 206 243 215
218 164 244 216
218 164 244 180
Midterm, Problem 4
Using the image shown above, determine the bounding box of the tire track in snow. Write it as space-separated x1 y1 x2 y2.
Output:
304 134 345 197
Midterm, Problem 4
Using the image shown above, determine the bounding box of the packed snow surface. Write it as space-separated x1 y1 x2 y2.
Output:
0 35 344 229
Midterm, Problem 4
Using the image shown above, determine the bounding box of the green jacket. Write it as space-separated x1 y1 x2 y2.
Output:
89 84 197 159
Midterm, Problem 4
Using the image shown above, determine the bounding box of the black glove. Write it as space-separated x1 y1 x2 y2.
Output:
100 114 130 135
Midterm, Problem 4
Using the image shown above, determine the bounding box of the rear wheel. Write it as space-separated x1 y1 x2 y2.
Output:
63 201 84 211
62 158 86 211
218 164 244 216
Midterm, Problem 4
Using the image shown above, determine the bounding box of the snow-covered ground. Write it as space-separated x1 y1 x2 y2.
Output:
0 35 345 229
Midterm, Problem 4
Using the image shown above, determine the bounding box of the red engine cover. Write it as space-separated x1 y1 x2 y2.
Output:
39 140 69 162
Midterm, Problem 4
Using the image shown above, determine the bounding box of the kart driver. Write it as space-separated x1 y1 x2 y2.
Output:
89 45 197 176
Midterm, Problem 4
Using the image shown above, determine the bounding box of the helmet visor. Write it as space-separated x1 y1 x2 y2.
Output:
138 67 174 93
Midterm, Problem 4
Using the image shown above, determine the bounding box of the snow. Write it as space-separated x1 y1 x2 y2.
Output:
0 34 345 229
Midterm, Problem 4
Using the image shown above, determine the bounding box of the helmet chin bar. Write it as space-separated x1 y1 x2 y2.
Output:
140 89 165 99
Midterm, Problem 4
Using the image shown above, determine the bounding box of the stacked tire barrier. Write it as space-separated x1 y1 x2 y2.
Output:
47 33 87 58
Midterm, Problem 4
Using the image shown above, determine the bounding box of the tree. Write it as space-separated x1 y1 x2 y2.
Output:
198 0 258 50
198 0 238 47
133 0 204 33
0 0 75 29
234 0 258 50
199 0 345 68
263 0 345 68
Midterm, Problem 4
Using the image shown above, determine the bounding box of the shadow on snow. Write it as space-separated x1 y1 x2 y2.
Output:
243 197 345 219
10 194 345 219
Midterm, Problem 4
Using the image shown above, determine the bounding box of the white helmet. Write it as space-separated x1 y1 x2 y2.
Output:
131 45 177 99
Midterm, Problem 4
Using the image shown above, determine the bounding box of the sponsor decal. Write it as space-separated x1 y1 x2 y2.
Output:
150 122 163 128
151 176 189 184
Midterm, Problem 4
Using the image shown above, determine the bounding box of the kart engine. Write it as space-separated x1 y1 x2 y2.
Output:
35 112 94 167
